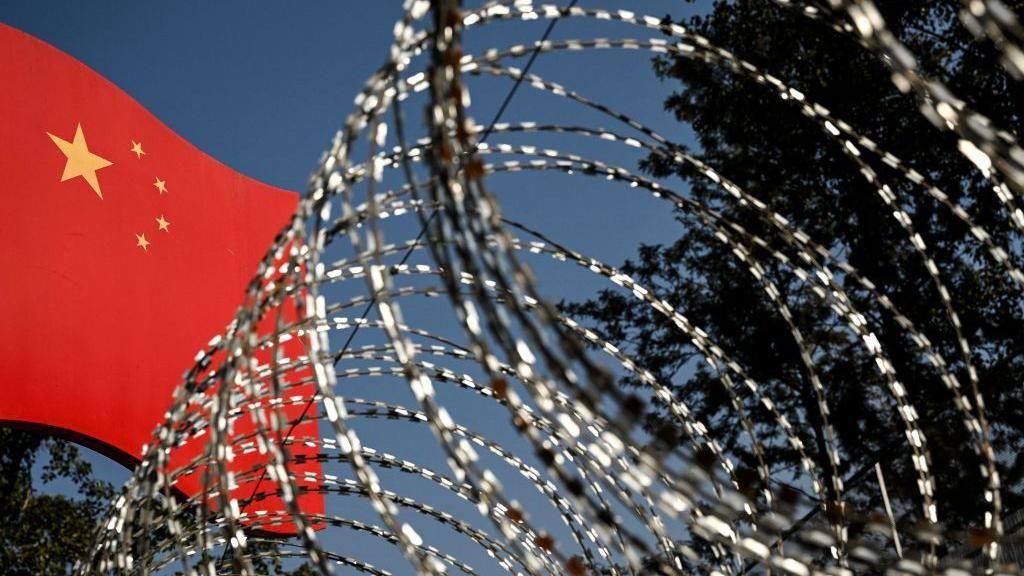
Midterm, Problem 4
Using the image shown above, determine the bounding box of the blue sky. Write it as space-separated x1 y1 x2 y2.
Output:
2 2 712 571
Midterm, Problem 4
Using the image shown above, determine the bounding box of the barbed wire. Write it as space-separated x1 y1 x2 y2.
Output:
78 1 1024 574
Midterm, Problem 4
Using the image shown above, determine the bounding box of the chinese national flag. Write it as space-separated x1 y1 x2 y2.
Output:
0 24 322 533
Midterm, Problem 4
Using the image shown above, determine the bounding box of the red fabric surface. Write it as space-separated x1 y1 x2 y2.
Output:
0 23 322 534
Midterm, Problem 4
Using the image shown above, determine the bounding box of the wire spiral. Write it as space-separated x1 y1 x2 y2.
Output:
80 1 1024 574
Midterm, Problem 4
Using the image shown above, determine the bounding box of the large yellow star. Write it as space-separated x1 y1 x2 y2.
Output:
47 123 113 200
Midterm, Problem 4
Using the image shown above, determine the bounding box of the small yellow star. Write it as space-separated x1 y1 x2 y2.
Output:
156 215 170 232
136 233 151 251
47 123 113 200
130 140 145 159
153 177 167 194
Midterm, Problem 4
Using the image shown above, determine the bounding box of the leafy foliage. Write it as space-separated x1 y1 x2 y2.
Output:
0 429 114 575
565 0 1024 548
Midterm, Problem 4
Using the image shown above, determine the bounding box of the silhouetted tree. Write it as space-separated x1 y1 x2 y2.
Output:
0 429 114 575
565 0 1024 554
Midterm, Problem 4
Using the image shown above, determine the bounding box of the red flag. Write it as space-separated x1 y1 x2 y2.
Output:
0 24 321 533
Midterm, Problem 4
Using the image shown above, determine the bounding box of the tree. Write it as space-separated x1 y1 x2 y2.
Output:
564 0 1024 555
0 429 114 575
